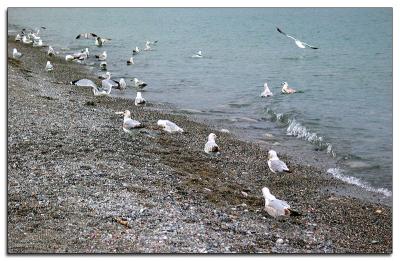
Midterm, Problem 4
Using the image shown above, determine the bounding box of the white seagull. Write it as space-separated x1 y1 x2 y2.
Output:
132 46 140 55
33 39 43 47
157 120 184 133
135 92 146 106
204 133 220 154
95 51 107 61
192 50 203 58
127 57 134 65
48 46 56 56
267 150 291 173
260 82 273 97
22 35 33 44
70 79 97 88
115 110 143 133
100 61 107 70
262 187 300 218
281 82 297 94
92 82 112 97
45 61 53 71
276 27 318 49
144 42 151 51
15 34 22 41
12 48 23 59
133 78 147 89
95 36 111 46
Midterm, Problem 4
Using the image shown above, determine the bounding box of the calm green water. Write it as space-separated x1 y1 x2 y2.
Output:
8 8 393 196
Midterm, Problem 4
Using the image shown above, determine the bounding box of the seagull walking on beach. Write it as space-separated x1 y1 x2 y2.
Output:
135 92 146 106
267 150 291 173
95 51 107 61
281 82 297 94
157 120 184 133
133 78 147 89
204 133 220 154
260 82 273 97
262 187 300 218
192 50 203 58
276 27 318 49
76 32 97 39
12 48 23 59
127 57 134 65
45 61 54 71
115 110 143 133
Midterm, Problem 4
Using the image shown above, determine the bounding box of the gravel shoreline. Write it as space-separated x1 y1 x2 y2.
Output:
7 36 392 254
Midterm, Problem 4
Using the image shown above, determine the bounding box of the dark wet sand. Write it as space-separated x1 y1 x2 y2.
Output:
7 36 392 253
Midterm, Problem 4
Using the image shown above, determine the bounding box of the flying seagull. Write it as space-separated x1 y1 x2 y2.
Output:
262 187 300 218
276 27 318 49
267 150 291 173
76 32 97 39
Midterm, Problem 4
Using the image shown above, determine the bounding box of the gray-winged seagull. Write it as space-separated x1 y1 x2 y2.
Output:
276 27 318 49
267 150 291 173
262 187 300 218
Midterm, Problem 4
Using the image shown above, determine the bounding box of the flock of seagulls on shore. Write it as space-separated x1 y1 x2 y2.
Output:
10 24 320 219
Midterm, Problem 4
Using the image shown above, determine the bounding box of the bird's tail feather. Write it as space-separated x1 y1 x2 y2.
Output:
289 209 301 216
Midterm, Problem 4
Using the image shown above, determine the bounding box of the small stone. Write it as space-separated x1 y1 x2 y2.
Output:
241 191 248 197
276 238 284 244
375 209 382 214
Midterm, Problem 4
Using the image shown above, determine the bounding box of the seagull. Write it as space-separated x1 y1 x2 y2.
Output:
262 187 300 218
65 54 77 61
192 50 202 58
102 74 126 90
92 82 112 97
276 27 318 49
33 39 43 47
267 150 291 173
260 82 273 97
45 61 53 71
133 78 147 89
281 82 297 94
100 61 107 70
82 48 90 57
95 51 107 61
76 32 97 39
157 120 184 133
98 71 111 80
204 133 220 154
135 92 146 106
114 78 127 90
132 46 140 55
115 110 143 133
127 57 134 65
95 36 111 46
144 42 151 51
15 34 22 41
12 48 23 59
22 35 33 44
70 79 97 88
48 46 56 56
146 40 158 45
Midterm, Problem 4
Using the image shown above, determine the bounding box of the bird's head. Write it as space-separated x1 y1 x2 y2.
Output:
268 150 278 160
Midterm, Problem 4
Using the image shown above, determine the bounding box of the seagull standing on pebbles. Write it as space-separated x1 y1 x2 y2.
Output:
12 48 23 59
45 61 54 71
115 110 143 133
260 82 273 97
262 187 300 218
204 133 220 154
135 92 146 106
157 120 184 133
267 150 291 173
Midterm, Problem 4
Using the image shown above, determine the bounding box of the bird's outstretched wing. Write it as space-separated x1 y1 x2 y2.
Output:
302 41 319 49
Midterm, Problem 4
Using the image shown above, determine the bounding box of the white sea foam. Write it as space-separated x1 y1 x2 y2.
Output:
326 168 392 197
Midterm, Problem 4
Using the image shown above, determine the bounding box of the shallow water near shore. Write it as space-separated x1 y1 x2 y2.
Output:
8 8 392 195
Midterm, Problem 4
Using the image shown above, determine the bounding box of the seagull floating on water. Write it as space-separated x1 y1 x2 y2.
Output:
281 82 296 94
133 78 147 89
45 61 53 71
95 36 111 47
115 110 143 133
132 46 140 55
101 73 126 90
276 27 318 49
262 187 300 218
192 50 202 58
144 42 151 51
157 120 184 133
135 92 146 106
100 61 107 70
260 82 273 97
267 150 291 173
127 57 134 65
76 32 97 39
95 51 107 61
12 48 23 59
204 133 220 154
